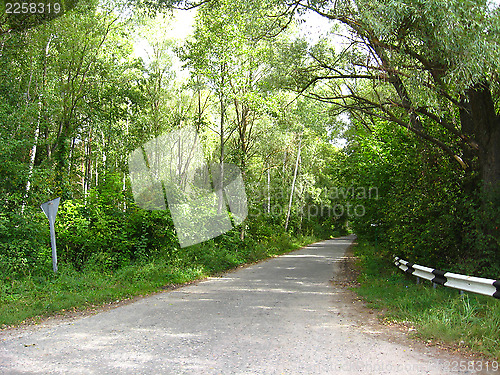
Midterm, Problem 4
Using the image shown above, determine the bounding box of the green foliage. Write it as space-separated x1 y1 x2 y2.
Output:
296 1 500 272
0 209 49 280
3 0 498 338
340 116 499 277
462 185 500 278
357 0 500 88
56 190 178 271
0 1 339 310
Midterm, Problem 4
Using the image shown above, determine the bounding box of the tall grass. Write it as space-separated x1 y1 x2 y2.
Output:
354 239 500 360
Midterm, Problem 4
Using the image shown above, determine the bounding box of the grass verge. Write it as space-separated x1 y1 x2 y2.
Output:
0 233 320 328
353 238 500 360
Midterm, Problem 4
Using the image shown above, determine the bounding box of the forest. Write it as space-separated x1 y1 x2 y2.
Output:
0 0 499 301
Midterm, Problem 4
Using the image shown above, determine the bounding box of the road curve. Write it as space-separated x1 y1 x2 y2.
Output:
0 235 490 374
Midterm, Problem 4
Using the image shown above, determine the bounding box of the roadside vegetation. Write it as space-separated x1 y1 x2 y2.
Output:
0 0 499 349
354 239 500 361
0 230 327 327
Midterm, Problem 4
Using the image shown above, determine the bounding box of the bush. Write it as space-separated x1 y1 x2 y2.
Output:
56 180 179 272
0 208 50 280
344 120 500 278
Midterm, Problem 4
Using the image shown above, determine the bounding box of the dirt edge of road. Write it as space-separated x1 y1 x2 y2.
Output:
333 240 494 364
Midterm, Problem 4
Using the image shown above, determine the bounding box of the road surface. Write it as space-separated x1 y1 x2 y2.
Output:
0 235 494 374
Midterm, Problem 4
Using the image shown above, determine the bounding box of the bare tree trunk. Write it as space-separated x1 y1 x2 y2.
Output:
197 75 202 132
45 126 51 160
81 153 86 198
285 135 301 231
84 135 92 198
95 158 98 187
68 137 75 175
216 64 227 215
22 35 53 211
22 99 41 212
282 151 287 177
217 98 225 214
122 172 127 211
465 83 500 192
267 164 271 214
458 82 500 262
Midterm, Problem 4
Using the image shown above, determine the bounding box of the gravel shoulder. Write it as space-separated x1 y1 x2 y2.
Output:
331 240 496 371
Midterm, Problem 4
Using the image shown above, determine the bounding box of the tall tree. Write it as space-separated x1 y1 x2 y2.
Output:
278 0 500 194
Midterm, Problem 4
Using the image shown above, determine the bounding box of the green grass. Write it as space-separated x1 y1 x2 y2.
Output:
354 239 500 360
0 233 319 328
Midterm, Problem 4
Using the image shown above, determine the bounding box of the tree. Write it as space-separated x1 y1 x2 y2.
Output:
278 0 499 195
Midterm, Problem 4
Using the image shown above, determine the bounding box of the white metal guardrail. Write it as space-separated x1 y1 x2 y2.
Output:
394 257 500 299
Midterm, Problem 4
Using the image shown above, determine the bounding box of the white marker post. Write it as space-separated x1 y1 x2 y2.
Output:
41 197 60 273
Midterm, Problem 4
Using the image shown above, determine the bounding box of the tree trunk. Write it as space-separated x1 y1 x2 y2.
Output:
217 92 225 215
68 137 76 175
460 82 500 264
23 35 52 210
23 98 41 209
267 164 271 214
84 135 92 198
285 135 301 231
465 83 500 192
459 95 480 195
282 150 287 177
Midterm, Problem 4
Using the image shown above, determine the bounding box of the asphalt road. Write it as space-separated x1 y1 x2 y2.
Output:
0 235 493 374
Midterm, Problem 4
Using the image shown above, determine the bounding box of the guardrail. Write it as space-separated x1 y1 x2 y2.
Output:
394 256 500 299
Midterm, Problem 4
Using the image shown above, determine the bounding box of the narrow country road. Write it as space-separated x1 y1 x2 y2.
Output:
0 235 492 374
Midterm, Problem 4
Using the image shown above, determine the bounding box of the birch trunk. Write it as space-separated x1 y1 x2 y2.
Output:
267 164 271 214
22 35 53 211
285 135 301 231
